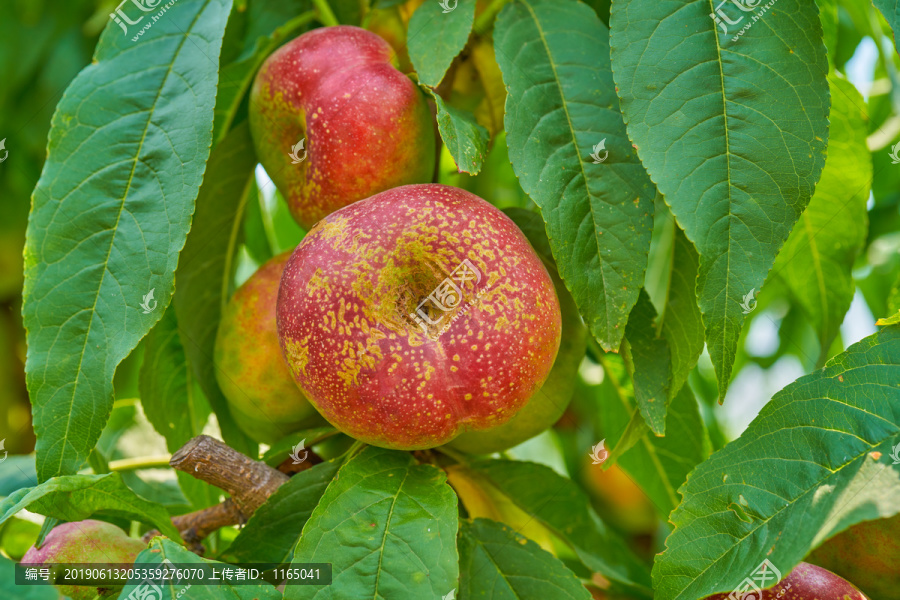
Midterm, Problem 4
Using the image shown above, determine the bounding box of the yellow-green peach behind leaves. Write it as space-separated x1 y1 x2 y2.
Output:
214 252 324 444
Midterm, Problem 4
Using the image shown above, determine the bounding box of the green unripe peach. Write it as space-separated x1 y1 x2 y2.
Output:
214 252 323 444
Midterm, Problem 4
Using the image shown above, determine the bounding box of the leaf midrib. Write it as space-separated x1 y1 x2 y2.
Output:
665 405 897 599
372 467 410 600
800 210 829 329
519 0 613 340
51 2 211 478
707 0 736 396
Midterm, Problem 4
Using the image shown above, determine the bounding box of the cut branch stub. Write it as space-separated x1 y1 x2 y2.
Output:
170 434 289 515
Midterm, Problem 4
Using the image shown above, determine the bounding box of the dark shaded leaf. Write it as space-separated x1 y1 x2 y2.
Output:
458 518 591 600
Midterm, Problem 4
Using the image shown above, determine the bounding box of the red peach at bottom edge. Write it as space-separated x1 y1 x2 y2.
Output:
276 184 562 450
704 562 868 600
21 520 146 600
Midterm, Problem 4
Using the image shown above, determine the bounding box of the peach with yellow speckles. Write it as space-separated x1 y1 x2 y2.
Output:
215 252 324 444
704 562 868 600
276 184 561 450
249 25 435 229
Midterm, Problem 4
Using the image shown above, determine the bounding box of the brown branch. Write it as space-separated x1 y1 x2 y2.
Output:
143 435 292 553
169 435 288 515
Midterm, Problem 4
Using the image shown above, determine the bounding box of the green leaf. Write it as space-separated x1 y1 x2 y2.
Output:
495 0 655 351
0 516 41 561
0 456 38 497
597 368 711 517
877 310 900 326
22 0 234 482
817 0 838 59
426 89 490 175
658 227 704 399
0 473 180 541
408 0 476 87
623 290 670 435
119 537 281 600
173 123 258 456
773 77 870 362
220 459 341 564
285 447 459 600
95 400 138 460
213 9 317 143
458 518 592 600
0 555 57 600
139 307 215 508
469 459 652 597
609 0 830 397
243 179 274 264
874 0 900 50
330 0 364 25
653 326 900 600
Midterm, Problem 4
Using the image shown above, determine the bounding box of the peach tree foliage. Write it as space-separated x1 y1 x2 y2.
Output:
3 0 899 599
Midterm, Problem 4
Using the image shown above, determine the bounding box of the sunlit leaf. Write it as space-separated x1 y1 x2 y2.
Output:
23 0 234 481
653 326 900 599
610 0 829 397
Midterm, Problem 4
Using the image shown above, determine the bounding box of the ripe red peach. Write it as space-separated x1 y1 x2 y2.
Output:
276 184 561 450
215 252 323 444
446 265 586 454
21 520 146 600
704 562 868 600
249 25 435 229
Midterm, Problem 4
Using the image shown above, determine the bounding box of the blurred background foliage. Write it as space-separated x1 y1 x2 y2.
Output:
1 0 899 561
